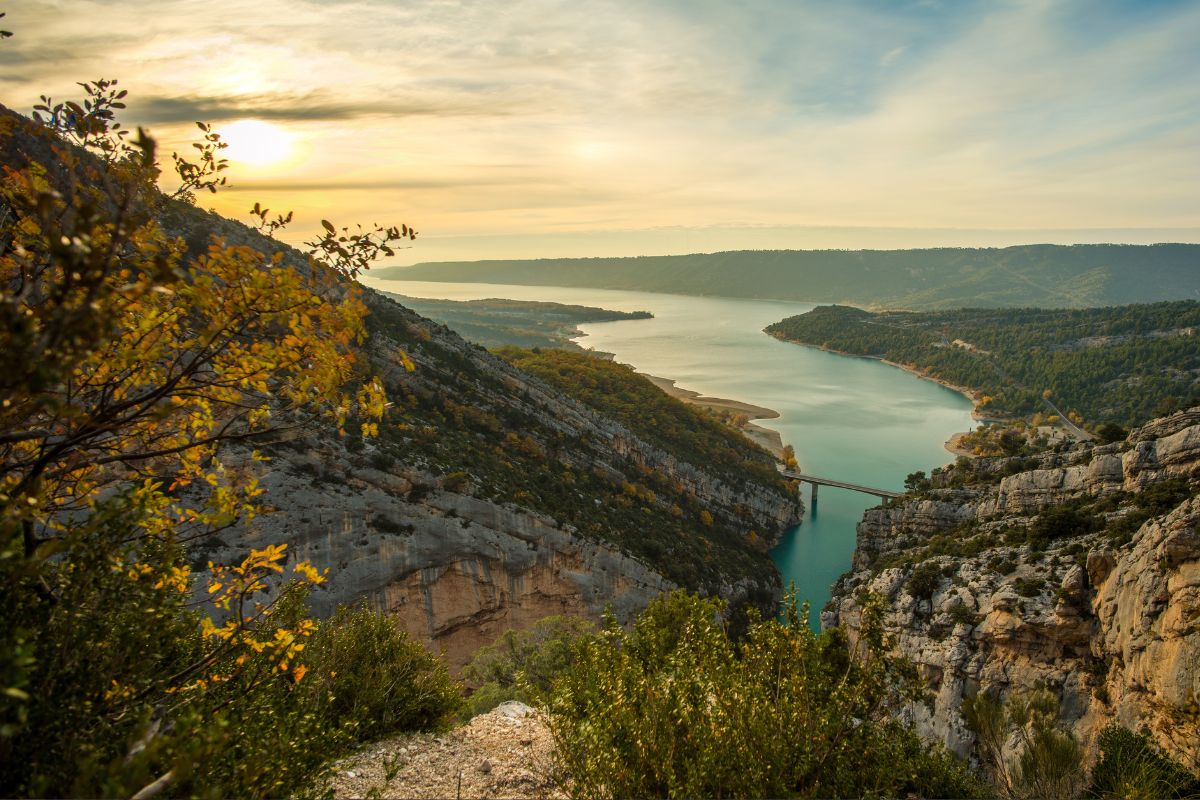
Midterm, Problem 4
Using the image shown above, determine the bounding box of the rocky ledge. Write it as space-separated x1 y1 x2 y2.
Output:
826 407 1200 768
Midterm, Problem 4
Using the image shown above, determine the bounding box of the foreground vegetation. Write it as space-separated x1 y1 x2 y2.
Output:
547 591 981 799
469 593 1199 799
0 82 462 797
767 303 1200 427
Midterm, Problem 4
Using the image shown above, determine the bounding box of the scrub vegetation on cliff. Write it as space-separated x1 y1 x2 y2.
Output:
828 408 1200 788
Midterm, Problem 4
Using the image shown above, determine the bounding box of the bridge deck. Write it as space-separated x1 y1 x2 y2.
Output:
778 469 902 499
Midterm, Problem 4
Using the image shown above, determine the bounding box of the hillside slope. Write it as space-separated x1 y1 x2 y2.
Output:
377 292 652 350
183 251 800 668
767 303 1200 427
378 245 1200 310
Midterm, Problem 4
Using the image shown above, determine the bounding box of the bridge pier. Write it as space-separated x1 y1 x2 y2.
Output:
810 482 818 506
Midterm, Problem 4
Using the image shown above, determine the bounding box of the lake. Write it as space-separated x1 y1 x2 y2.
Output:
364 277 976 625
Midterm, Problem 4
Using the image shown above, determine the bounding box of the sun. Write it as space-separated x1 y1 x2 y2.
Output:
219 119 294 167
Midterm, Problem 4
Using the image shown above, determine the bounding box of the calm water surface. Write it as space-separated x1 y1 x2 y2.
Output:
366 278 975 625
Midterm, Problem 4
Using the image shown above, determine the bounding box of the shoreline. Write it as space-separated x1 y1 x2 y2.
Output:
765 333 988 457
643 374 786 458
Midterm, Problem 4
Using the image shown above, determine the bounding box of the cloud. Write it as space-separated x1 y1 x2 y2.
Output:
130 91 517 125
3 0 1198 260
221 176 552 193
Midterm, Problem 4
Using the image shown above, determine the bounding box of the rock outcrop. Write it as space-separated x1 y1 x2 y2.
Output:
827 408 1200 768
329 702 563 799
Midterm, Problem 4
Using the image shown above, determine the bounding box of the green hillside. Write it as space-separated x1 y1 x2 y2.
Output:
377 244 1200 310
377 292 651 350
766 302 1200 427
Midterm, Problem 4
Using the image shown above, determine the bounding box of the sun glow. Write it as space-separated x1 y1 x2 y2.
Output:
219 119 294 167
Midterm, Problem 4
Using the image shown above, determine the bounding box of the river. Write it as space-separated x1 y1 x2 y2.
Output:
364 278 976 626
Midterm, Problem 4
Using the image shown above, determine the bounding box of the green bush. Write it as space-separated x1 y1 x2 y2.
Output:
1087 724 1200 799
462 615 594 718
965 689 1086 800
907 561 945 603
546 590 980 799
1014 576 1046 597
0 496 462 799
304 604 464 743
1028 505 1099 550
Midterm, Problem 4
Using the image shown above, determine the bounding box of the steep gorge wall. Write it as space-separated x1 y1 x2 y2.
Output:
194 293 800 670
827 409 1200 767
198 445 676 669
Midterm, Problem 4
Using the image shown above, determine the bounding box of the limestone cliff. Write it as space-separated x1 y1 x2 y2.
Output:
826 408 1200 768
174 219 801 671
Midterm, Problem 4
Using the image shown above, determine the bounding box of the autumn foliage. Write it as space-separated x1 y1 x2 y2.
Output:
0 83 457 798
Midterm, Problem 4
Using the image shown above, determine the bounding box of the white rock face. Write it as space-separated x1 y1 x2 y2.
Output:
192 288 801 671
828 407 1200 767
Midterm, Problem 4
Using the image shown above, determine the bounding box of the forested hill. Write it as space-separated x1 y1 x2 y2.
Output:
377 292 651 350
377 244 1200 310
765 302 1200 427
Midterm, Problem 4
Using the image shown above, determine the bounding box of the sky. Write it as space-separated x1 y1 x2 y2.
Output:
2 0 1199 264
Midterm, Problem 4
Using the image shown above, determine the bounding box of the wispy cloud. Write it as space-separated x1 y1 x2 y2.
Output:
1 0 1196 261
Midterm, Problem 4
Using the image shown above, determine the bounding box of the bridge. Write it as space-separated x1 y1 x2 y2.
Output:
778 469 902 505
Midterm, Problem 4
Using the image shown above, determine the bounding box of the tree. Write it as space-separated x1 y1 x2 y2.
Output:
1095 422 1127 444
0 79 437 797
904 470 930 493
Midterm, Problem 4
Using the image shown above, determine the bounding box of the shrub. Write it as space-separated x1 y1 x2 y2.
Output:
948 603 981 627
1087 724 1200 799
1014 576 1046 597
442 470 471 493
462 615 595 717
1028 505 1099 550
0 514 461 799
546 591 980 799
907 561 944 603
370 450 397 471
304 604 463 743
965 689 1085 800
371 513 413 535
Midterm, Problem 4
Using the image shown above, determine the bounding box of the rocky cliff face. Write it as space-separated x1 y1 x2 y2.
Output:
826 408 1200 767
196 440 676 669
175 222 801 671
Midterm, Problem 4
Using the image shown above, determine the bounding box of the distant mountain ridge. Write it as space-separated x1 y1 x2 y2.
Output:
378 244 1200 309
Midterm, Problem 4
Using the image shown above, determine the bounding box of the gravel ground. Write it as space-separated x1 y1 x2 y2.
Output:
328 702 566 800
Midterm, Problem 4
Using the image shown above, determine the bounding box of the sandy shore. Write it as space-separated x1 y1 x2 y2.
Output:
944 431 976 458
643 374 786 458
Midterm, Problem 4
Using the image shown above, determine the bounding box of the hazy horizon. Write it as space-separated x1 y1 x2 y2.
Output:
374 224 1200 267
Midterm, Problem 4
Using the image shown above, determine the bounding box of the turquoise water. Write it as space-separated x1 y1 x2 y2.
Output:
365 278 975 625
